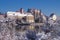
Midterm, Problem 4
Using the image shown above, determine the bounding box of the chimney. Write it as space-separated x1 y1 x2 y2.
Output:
20 8 24 13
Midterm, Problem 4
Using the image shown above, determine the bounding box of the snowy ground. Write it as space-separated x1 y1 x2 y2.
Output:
0 17 60 40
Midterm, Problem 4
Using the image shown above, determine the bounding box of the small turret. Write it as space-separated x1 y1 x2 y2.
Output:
50 13 57 21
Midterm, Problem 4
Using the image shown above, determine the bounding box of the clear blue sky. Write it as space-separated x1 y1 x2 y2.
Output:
0 0 60 16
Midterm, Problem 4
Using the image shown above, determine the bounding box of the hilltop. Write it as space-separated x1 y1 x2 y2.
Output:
0 8 60 40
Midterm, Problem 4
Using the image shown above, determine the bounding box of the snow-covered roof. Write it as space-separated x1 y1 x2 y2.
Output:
7 11 33 16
